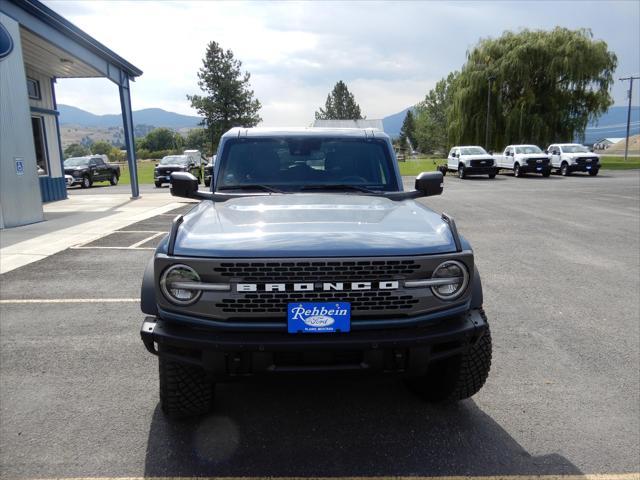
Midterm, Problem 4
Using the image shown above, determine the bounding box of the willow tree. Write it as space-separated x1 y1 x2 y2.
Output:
449 28 617 150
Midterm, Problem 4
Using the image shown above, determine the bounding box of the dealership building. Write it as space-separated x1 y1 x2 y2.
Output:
0 0 142 228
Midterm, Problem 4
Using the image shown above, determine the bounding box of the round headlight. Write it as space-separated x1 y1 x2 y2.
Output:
431 260 469 300
160 264 202 305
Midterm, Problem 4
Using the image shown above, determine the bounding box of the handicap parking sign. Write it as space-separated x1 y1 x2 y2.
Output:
15 158 24 176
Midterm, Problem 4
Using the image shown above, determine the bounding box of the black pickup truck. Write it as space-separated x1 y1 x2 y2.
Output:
64 155 120 188
140 127 492 418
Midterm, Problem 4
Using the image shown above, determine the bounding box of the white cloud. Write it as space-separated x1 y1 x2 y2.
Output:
46 0 640 126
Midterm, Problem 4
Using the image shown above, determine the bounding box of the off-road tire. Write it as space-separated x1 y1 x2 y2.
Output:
561 162 570 176
155 181 162 188
542 169 551 178
407 322 492 403
110 173 119 185
488 172 496 179
159 357 215 419
81 175 92 189
458 165 466 179
589 169 599 176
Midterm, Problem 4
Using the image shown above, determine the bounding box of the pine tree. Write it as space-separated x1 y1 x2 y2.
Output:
188 41 261 150
315 81 363 120
399 110 417 152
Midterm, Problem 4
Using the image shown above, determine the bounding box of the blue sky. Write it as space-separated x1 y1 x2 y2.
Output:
45 0 640 126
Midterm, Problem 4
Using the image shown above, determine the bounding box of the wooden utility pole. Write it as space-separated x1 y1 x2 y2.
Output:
620 75 639 162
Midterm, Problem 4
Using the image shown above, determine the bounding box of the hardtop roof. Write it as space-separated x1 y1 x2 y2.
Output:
221 127 390 140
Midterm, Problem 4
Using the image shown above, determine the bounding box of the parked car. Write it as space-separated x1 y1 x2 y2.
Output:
546 143 600 176
140 127 492 418
495 145 551 177
63 154 120 188
204 155 216 187
154 155 202 188
445 146 498 179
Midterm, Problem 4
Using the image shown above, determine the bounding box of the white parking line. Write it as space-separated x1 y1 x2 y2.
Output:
128 231 165 248
70 246 156 250
0 298 140 304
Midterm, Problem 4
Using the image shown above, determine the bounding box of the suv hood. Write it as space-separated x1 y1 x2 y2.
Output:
461 154 494 161
156 164 187 169
516 153 550 159
563 152 599 159
171 193 456 257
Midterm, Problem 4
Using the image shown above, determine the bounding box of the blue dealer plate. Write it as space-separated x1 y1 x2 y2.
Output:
287 302 351 333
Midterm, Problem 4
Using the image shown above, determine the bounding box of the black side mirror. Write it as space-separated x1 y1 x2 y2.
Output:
544 150 549 154
170 172 214 200
415 171 444 197
170 172 199 198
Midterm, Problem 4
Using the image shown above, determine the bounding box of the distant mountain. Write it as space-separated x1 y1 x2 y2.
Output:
58 104 202 129
583 106 639 144
381 105 640 143
382 107 412 138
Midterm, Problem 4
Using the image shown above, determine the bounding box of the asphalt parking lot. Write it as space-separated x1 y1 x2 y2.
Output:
1 170 639 478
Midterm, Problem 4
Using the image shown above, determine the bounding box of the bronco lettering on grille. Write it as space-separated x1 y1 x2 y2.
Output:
236 281 399 292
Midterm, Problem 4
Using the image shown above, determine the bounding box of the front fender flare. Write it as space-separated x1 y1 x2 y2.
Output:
141 257 158 316
470 266 483 309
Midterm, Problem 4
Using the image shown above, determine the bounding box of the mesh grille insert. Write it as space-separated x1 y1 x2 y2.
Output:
216 291 420 317
213 260 421 282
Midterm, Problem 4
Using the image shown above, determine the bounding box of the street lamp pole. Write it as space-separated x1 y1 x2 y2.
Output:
485 75 496 150
620 75 639 163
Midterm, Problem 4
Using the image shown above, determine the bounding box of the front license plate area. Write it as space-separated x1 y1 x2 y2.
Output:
288 302 351 333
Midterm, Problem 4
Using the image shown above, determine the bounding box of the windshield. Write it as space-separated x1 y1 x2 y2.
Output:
460 147 487 155
515 145 542 154
217 137 396 191
159 155 188 165
64 157 90 167
561 144 589 153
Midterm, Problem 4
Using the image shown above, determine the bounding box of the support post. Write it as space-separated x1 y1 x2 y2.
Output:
119 73 139 198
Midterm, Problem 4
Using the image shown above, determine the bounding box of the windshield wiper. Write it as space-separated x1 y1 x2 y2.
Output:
299 184 379 194
218 184 285 193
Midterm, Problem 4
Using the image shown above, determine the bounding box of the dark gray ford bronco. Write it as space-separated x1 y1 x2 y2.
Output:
140 127 491 418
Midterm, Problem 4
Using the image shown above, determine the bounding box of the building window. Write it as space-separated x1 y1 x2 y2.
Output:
27 77 41 100
31 116 48 175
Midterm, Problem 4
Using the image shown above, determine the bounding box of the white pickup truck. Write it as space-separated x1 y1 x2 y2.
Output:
546 143 600 176
495 145 552 177
444 146 498 179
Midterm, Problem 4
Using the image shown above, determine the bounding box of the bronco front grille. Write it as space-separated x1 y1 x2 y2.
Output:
216 290 420 317
213 260 422 282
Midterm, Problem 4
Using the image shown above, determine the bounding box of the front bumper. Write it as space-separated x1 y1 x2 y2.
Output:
568 163 599 172
65 175 82 186
140 308 488 377
521 164 551 174
462 166 498 175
